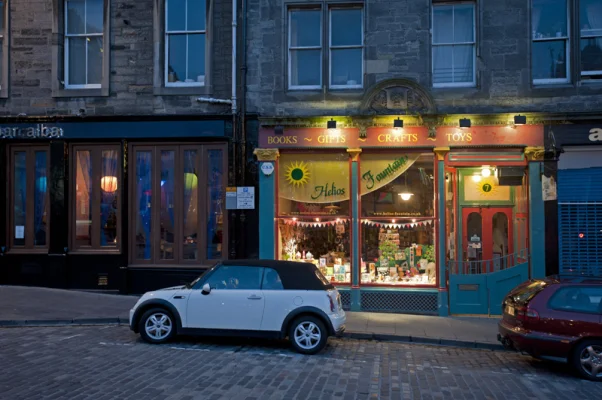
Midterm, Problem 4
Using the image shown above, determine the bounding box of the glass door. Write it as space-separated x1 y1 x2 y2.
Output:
462 207 513 272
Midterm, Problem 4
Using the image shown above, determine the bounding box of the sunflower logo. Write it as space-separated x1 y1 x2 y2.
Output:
285 161 310 187
476 177 499 197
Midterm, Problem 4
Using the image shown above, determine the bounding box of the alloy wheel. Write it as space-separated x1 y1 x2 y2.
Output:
294 321 322 350
580 345 602 378
144 313 173 341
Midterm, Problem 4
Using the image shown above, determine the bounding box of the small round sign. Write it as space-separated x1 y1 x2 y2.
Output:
261 162 275 176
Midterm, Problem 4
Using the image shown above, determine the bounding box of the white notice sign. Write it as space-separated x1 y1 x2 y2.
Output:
15 226 25 239
237 186 255 209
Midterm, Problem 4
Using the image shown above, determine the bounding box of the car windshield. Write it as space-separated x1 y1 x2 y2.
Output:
186 263 219 289
511 280 548 305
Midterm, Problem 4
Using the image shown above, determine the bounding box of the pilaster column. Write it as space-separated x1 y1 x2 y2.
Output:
254 149 280 259
434 147 450 316
347 148 362 311
525 146 546 279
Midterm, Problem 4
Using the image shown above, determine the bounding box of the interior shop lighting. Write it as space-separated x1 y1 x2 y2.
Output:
398 173 413 201
459 118 471 128
327 119 337 130
481 166 492 177
472 174 482 183
514 115 527 125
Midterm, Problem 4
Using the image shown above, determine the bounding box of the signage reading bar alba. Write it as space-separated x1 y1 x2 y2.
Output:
259 125 543 148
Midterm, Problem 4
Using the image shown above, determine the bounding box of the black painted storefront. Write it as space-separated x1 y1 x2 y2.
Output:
0 116 259 294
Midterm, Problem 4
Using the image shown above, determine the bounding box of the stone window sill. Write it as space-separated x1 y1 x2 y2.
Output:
52 87 109 98
154 85 213 96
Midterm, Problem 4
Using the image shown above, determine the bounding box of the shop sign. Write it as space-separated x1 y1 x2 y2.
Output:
0 124 63 139
260 128 355 148
590 128 602 142
360 154 421 195
260 162 275 176
546 125 602 146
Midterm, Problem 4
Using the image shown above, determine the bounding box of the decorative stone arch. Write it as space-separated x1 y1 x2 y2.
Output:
359 79 437 116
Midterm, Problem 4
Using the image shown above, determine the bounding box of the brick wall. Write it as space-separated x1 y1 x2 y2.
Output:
1 0 233 117
246 0 602 117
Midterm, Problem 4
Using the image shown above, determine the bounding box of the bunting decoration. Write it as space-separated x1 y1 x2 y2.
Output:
282 219 349 228
361 219 434 229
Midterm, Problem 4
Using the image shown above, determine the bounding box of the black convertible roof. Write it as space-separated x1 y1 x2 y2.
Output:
220 259 334 290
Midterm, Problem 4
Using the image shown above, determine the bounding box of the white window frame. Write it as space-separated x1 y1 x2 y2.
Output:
431 3 477 88
532 0 570 85
288 8 322 91
580 1 602 79
328 7 364 90
165 0 206 88
64 0 103 90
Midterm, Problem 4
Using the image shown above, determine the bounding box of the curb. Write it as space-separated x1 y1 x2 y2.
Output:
342 331 505 351
0 318 129 327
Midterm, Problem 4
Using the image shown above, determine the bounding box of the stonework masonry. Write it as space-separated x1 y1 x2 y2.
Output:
246 0 602 117
2 0 234 117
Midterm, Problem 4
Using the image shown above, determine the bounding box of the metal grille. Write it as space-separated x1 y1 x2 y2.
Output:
360 291 438 314
339 290 351 310
559 203 602 275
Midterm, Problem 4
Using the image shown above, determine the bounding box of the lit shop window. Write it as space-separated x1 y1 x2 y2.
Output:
360 153 436 286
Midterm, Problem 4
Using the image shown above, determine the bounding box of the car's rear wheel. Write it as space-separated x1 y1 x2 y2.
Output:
572 340 602 381
138 308 176 344
289 316 328 355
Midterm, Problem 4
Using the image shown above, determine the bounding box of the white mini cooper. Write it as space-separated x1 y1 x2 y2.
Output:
129 260 346 354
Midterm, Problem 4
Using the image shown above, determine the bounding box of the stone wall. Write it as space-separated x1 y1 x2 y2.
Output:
246 0 602 117
1 0 233 117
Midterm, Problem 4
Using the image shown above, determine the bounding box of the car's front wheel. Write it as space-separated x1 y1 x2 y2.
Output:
289 316 328 355
572 340 602 381
138 308 176 344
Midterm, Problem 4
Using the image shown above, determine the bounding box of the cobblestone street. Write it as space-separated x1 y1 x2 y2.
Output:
0 325 598 400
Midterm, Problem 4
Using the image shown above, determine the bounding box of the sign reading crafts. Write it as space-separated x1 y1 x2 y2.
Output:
259 125 543 148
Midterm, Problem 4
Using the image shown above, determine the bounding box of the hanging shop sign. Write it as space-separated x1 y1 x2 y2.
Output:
360 154 420 194
259 125 543 148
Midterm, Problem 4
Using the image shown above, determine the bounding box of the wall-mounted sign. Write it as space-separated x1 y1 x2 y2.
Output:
0 124 63 139
259 125 544 148
225 186 256 210
261 162 275 176
545 124 602 147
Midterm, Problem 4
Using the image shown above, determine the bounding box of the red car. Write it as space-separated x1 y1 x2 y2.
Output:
498 275 602 381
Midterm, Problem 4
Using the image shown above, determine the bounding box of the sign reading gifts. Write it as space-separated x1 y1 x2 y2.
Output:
260 125 543 148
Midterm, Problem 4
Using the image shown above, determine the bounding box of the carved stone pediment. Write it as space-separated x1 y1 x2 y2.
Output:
359 79 436 116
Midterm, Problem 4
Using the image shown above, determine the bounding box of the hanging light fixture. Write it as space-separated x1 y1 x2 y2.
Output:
398 173 413 201
101 176 118 193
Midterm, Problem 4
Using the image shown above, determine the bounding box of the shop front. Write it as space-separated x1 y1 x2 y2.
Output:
546 124 602 276
255 122 546 315
0 118 236 294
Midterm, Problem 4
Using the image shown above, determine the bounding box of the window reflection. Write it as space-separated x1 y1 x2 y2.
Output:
207 149 224 259
75 150 92 246
135 151 152 260
34 151 48 246
182 150 198 260
13 152 26 246
100 150 118 246
160 151 175 260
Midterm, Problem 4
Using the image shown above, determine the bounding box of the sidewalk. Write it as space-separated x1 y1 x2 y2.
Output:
0 285 501 350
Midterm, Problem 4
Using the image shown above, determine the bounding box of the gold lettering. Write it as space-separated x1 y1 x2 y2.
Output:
446 132 473 143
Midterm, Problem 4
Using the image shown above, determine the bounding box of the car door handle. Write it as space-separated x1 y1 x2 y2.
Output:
173 296 186 299
247 295 262 300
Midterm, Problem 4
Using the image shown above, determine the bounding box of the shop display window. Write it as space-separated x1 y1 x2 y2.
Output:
360 153 436 286
277 152 351 284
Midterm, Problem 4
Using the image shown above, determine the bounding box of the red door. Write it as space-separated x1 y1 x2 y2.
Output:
462 207 514 272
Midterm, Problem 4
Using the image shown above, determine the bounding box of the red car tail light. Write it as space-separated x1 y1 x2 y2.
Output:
328 294 336 312
516 306 540 322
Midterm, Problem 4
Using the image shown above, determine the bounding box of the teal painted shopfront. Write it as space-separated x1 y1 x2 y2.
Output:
254 122 546 316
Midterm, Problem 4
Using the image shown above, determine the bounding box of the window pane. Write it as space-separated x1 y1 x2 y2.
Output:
188 0 206 31
66 0 85 34
581 38 602 75
0 2 4 31
135 151 152 260
88 36 103 85
433 6 453 44
183 150 198 260
207 149 224 259
453 45 474 83
34 151 48 247
86 0 103 34
262 268 284 290
167 0 186 31
68 37 86 85
290 10 321 47
13 152 27 247
581 0 602 38
550 287 602 313
532 0 567 39
206 266 263 290
167 34 186 83
532 40 567 80
331 48 362 86
100 150 118 247
75 151 92 246
187 33 205 82
160 150 175 260
492 212 509 269
290 49 321 86
433 45 453 84
331 9 362 46
454 5 474 43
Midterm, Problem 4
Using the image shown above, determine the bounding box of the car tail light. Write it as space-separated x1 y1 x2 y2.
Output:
328 294 336 312
515 306 539 322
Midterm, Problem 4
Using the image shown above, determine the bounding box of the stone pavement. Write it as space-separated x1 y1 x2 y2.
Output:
0 285 500 348
0 325 594 400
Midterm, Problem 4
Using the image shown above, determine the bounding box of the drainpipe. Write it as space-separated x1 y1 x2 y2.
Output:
240 0 247 186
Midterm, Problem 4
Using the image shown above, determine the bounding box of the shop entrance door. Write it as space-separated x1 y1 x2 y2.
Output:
461 207 514 273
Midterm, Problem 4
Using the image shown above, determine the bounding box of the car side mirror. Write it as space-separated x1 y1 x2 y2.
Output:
201 283 211 295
